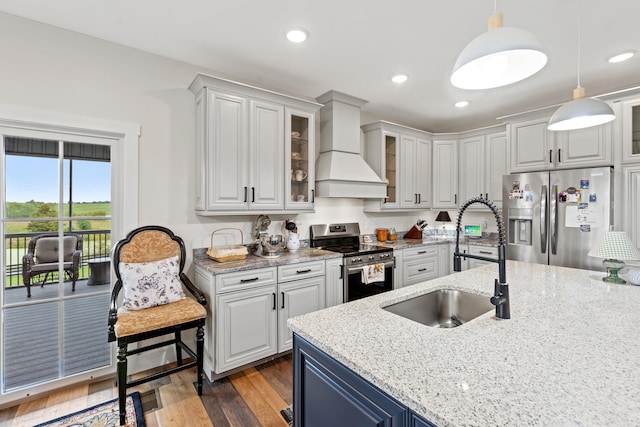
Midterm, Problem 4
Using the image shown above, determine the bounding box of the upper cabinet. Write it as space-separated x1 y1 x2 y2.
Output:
508 116 612 173
458 129 508 209
189 74 321 215
432 138 458 209
621 97 640 163
362 121 432 212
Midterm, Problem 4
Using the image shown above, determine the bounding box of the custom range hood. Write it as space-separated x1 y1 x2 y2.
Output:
315 91 386 198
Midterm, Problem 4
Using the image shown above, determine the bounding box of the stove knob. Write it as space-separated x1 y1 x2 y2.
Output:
369 255 375 261
352 257 361 263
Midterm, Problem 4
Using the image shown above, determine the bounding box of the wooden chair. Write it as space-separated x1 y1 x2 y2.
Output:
22 232 82 297
108 225 207 426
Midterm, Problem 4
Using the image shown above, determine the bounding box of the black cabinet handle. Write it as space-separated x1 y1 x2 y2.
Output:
454 194 457 204
558 148 561 163
485 193 488 200
243 187 247 203
311 189 315 203
240 277 259 283
418 268 427 272
272 292 276 310
418 193 421 204
296 269 312 274
281 292 285 309
252 187 255 203
549 149 553 163
417 250 426 254
479 251 493 255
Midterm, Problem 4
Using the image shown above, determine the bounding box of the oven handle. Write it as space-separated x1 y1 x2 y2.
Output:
346 259 395 274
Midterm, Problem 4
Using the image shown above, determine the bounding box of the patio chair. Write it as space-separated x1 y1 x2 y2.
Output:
22 232 83 297
108 225 207 426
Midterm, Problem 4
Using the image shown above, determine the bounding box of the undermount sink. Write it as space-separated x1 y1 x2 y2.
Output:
383 289 493 328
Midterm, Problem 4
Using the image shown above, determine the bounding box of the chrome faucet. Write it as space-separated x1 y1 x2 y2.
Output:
453 196 510 319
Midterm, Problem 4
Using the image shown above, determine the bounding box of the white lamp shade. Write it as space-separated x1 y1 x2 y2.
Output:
548 97 616 131
451 26 548 90
588 231 640 260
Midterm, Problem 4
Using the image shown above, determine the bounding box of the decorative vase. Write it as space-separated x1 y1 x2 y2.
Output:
287 232 300 252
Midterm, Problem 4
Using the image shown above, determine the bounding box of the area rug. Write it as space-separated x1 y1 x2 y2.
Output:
280 405 293 426
34 391 145 427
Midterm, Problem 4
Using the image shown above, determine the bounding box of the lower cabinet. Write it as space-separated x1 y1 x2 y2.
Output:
325 257 344 307
437 244 449 276
196 260 326 379
468 245 498 269
294 334 436 427
403 246 438 286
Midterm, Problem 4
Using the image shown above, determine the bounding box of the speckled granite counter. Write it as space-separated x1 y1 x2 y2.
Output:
193 247 341 275
288 261 640 426
376 235 499 250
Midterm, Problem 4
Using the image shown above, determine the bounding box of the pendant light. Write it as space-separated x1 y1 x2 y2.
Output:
450 1 547 90
548 0 615 131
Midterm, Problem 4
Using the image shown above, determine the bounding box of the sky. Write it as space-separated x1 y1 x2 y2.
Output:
5 156 111 203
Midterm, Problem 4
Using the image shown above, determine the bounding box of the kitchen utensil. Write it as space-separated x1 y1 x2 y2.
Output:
259 234 285 257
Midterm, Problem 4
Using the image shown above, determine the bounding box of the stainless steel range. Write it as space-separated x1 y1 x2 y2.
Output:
310 223 395 302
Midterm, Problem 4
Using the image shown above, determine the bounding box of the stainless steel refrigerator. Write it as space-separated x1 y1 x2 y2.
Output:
503 166 613 271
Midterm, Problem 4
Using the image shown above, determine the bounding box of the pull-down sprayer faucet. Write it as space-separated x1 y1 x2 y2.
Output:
454 196 510 319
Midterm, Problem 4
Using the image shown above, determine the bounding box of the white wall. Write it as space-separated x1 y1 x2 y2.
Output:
0 12 498 275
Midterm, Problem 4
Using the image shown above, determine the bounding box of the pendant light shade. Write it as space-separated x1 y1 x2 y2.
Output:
451 12 547 90
548 87 615 131
548 0 616 131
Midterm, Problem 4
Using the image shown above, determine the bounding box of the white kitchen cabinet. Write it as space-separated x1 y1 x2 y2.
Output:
325 258 344 307
621 97 640 163
622 165 640 249
362 121 432 211
402 246 438 286
437 243 449 277
189 73 321 215
216 283 277 373
277 276 325 352
393 247 404 288
508 116 612 172
458 129 507 210
432 139 458 209
467 245 498 269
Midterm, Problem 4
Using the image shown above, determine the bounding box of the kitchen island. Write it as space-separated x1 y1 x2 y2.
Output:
288 260 640 426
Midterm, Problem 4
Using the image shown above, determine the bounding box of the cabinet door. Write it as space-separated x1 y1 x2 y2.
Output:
206 90 249 210
459 135 485 204
216 285 277 373
438 244 449 277
278 277 326 352
432 140 458 208
622 165 640 248
249 99 284 210
286 107 316 210
294 335 406 427
622 98 640 163
486 132 508 209
553 123 612 168
509 119 551 172
415 137 432 208
399 134 418 208
325 258 344 307
468 245 498 269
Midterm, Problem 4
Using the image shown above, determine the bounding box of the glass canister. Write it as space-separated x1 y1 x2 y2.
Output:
388 227 397 241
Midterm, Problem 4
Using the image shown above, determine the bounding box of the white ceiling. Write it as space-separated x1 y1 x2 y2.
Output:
1 0 639 132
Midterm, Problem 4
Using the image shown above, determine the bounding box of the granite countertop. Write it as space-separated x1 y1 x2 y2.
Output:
193 247 341 275
377 235 499 250
288 261 640 426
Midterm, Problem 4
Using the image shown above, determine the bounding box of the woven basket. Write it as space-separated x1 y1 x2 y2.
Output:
206 228 248 262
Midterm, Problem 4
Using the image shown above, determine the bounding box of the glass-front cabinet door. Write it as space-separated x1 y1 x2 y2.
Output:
622 98 640 163
285 108 315 210
384 132 399 208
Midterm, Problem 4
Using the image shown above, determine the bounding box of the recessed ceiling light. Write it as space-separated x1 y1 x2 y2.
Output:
608 50 636 63
455 101 469 108
391 74 408 84
286 29 308 43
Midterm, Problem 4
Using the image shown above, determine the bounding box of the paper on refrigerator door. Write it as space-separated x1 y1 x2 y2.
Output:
565 204 604 228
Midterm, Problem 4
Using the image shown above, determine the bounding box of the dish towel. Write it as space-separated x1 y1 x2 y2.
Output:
362 263 385 284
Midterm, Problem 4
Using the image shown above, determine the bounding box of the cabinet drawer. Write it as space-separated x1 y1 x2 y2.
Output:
278 260 325 282
216 267 277 294
403 245 437 260
469 245 498 258
403 257 438 286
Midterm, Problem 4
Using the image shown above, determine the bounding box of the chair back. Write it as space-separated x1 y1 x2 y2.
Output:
35 236 78 263
113 226 186 282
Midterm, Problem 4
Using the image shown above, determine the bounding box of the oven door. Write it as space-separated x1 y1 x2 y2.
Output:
344 259 395 302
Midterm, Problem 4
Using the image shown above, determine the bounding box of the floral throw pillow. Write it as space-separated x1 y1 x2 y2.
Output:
120 255 186 310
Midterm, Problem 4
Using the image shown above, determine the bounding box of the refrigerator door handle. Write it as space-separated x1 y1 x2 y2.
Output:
540 185 547 253
550 184 558 255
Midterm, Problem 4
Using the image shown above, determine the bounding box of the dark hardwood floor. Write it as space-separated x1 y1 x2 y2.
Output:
0 355 292 427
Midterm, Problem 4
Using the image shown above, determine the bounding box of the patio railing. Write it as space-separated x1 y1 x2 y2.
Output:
4 230 111 288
